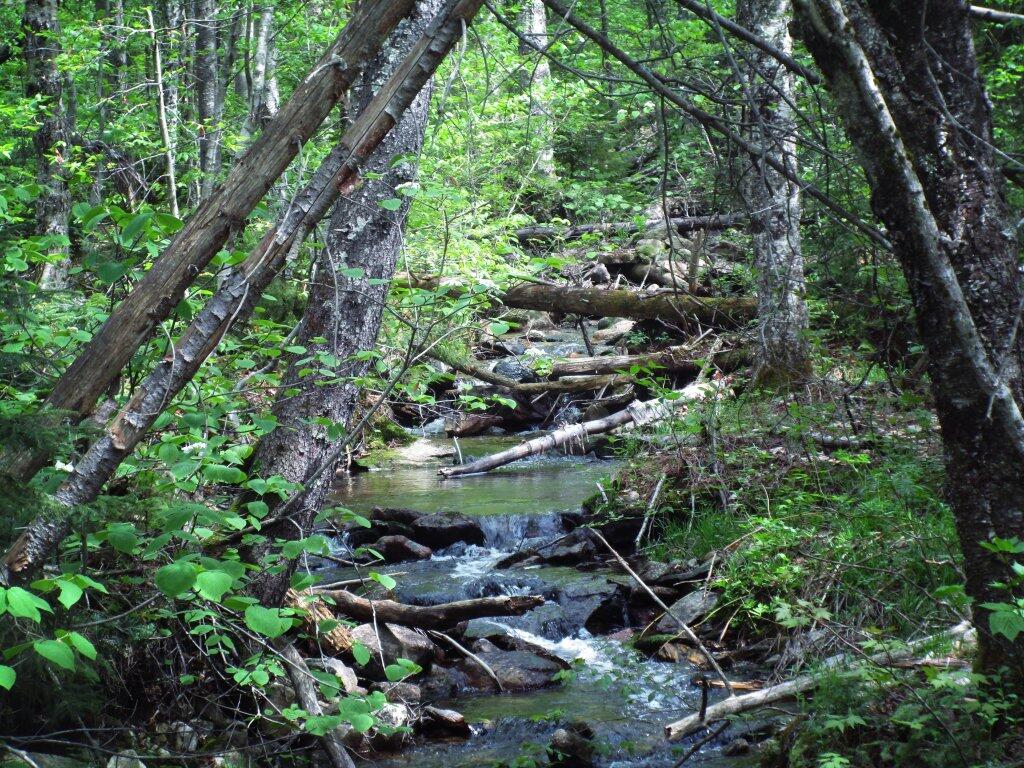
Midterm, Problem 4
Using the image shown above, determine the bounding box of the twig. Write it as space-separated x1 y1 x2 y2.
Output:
428 630 504 692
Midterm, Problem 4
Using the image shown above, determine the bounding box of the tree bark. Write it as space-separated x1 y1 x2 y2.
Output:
244 3 280 138
793 0 1024 676
315 591 545 629
195 0 222 197
736 0 811 385
518 0 555 177
23 0 71 291
548 345 749 377
501 283 754 327
245 0 441 607
0 0 416 482
0 0 486 584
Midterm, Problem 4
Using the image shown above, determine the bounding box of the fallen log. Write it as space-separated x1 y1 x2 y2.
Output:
548 346 749 378
515 213 746 244
315 590 544 629
286 589 354 653
501 284 754 327
439 380 719 477
397 278 753 328
664 621 974 741
279 643 355 768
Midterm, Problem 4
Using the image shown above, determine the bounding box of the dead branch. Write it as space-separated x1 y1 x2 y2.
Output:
315 590 544 629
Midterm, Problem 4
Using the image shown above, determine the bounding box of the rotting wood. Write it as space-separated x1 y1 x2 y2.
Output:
548 346 749 377
286 589 354 653
279 643 356 768
315 590 544 629
439 380 720 477
664 621 974 740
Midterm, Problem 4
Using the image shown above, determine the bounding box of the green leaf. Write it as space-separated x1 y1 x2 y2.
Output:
987 607 1024 641
351 642 371 667
203 464 247 484
195 570 234 603
384 657 423 682
369 571 396 590
155 561 198 597
6 587 51 622
33 639 75 670
66 632 97 660
0 665 14 690
378 198 403 211
121 211 153 242
244 605 292 639
95 261 128 284
107 522 139 554
56 580 84 610
349 712 375 733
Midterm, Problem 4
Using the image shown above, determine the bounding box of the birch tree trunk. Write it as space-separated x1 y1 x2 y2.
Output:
244 3 280 138
736 0 810 385
246 0 440 607
195 0 222 197
794 0 1024 677
162 0 185 214
23 0 71 291
518 0 555 178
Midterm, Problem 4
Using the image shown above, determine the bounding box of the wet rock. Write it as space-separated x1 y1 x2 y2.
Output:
371 535 432 563
371 703 413 749
723 737 751 757
458 649 569 691
557 576 629 633
419 664 470 699
445 413 504 437
350 623 437 678
411 513 485 548
548 722 596 768
655 589 720 633
419 706 470 739
466 601 574 641
492 358 540 383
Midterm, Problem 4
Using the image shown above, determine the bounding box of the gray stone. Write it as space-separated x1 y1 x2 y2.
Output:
350 623 436 678
458 649 568 691
371 534 432 563
419 706 470 738
410 513 485 548
656 589 720 633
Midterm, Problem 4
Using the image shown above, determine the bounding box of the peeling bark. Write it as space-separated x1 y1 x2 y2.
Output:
736 0 811 385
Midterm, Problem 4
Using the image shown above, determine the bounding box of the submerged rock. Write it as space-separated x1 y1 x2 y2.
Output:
457 648 569 691
548 722 596 768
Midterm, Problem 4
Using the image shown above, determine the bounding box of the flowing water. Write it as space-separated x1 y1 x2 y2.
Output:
328 436 746 767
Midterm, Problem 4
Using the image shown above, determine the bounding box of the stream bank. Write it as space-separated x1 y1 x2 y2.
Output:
324 435 766 768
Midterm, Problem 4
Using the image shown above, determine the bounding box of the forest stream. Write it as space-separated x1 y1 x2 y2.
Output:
322 438 752 768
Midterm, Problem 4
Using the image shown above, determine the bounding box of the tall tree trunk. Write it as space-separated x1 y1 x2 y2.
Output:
0 0 417 483
195 0 222 197
247 0 440 607
518 0 556 177
794 0 1024 676
736 0 810 385
161 0 185 213
244 3 279 138
23 0 71 291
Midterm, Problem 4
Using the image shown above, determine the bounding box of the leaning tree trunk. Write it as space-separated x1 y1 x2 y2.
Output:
0 0 415 483
794 0 1024 676
23 0 71 291
736 0 810 385
518 0 556 177
246 0 440 607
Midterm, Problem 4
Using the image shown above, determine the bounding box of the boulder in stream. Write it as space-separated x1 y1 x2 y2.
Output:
410 512 486 548
655 589 720 633
548 722 596 768
457 648 569 691
418 706 471 739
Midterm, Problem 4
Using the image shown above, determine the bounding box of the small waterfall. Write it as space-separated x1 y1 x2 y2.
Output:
477 511 565 549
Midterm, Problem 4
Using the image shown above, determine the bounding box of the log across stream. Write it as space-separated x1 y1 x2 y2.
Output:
323 436 754 768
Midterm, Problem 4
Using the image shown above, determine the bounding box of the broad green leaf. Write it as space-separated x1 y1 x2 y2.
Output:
0 664 14 690
155 561 198 597
351 642 371 667
67 632 97 660
349 712 374 733
6 587 51 622
33 640 75 670
56 580 84 610
378 198 402 211
244 605 292 639
195 570 234 603
203 464 247 484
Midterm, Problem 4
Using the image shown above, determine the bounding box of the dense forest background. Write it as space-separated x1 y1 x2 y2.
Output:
1 1 1023 767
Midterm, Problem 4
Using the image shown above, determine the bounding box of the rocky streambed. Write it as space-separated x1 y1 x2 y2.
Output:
320 436 766 767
